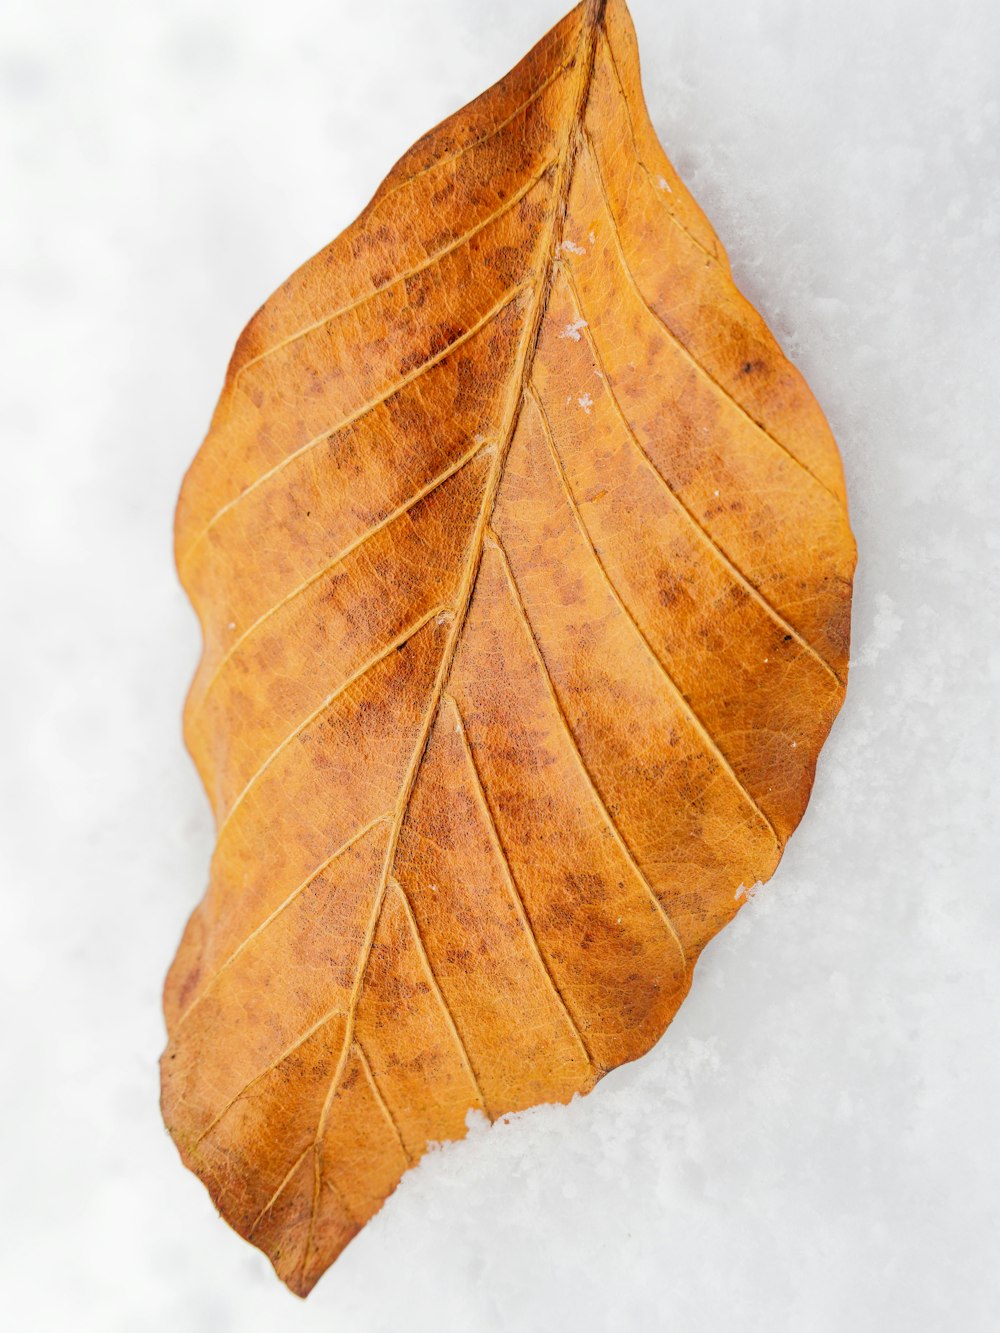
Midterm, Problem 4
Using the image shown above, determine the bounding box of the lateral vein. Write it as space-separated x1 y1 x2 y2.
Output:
213 604 444 839
180 283 530 565
582 130 845 509
445 692 593 1068
233 158 559 382
488 530 689 974
188 441 487 718
529 382 782 849
560 264 843 688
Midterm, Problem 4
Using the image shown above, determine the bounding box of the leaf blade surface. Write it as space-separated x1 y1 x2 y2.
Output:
163 0 856 1295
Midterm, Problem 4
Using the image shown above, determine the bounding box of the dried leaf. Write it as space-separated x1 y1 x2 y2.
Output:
162 0 856 1296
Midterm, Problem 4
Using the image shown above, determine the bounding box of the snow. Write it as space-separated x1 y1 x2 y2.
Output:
2 0 998 1328
560 318 589 341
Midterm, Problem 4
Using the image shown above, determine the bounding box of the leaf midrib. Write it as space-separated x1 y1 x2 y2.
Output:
294 0 610 1284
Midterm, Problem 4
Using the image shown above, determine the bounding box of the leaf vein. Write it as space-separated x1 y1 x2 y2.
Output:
561 263 843 687
180 283 531 565
213 604 445 839
376 54 575 207
234 157 559 382
355 1040 413 1164
193 1003 347 1148
188 441 487 718
529 382 781 848
191 6 612 1277
595 25 722 267
247 1142 314 1240
487 530 688 973
582 131 844 509
391 878 490 1115
174 812 390 1031
444 692 593 1069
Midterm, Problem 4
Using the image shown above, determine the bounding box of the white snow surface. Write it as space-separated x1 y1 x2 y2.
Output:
2 0 998 1328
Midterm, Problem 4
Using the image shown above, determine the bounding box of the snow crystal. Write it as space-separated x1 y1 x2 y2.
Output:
735 881 765 904
559 318 589 341
856 592 903 666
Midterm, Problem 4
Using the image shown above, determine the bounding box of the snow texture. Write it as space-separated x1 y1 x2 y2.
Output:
2 0 998 1328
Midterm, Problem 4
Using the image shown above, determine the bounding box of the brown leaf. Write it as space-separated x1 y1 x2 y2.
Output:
162 0 856 1296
